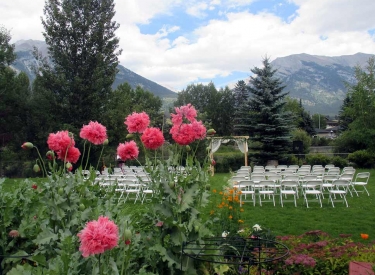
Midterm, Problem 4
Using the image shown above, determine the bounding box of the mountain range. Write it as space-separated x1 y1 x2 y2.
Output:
11 40 374 115
271 52 373 115
12 40 177 99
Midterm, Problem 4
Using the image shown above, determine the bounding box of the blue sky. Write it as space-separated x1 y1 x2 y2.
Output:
2 0 375 91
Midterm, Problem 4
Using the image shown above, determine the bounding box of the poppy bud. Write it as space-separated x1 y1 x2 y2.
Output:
21 142 34 150
211 159 216 166
125 239 131 245
207 129 216 135
185 145 191 152
126 134 134 139
66 162 73 171
103 139 109 145
33 164 40 173
124 229 132 240
46 150 55 160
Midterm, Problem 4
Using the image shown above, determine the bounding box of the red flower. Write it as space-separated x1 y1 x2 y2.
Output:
170 124 195 145
66 162 73 171
171 104 197 125
155 221 164 227
125 239 131 245
56 146 81 163
47 131 75 152
77 216 119 258
124 112 150 133
361 233 369 240
80 121 108 145
141 127 165 150
32 184 37 189
191 121 207 140
117 141 139 161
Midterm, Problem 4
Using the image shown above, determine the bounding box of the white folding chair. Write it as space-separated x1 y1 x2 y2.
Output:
280 180 299 207
328 179 350 207
237 180 256 207
258 180 276 206
301 180 323 208
351 172 370 196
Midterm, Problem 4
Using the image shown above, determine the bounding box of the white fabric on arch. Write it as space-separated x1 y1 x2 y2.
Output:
235 139 248 154
210 139 222 153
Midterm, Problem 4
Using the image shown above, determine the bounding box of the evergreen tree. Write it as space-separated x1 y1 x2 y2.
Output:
37 0 122 131
240 57 292 165
233 80 249 135
338 94 353 133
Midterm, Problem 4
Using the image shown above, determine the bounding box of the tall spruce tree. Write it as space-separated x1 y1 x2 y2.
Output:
243 57 292 164
37 0 122 131
233 80 249 135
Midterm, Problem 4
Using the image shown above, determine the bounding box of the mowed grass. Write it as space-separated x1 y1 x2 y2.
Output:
2 169 375 241
203 170 375 241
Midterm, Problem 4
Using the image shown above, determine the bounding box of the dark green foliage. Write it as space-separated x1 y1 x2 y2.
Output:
232 80 249 135
37 0 122 130
330 156 348 168
283 97 316 136
348 150 375 168
312 114 327 129
214 152 244 173
236 57 292 165
335 57 375 152
305 154 331 166
0 27 16 69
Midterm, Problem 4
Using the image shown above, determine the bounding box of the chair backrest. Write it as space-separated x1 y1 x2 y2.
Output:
303 175 319 181
268 174 282 182
327 168 340 175
323 175 338 182
281 180 299 189
354 172 370 183
302 180 323 189
258 180 276 188
251 174 266 181
237 180 255 190
277 165 288 171
124 175 138 181
332 179 350 192
325 164 335 170
312 165 324 171
283 175 300 181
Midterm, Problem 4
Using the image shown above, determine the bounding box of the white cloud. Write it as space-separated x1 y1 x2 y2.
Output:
290 0 375 34
2 0 375 91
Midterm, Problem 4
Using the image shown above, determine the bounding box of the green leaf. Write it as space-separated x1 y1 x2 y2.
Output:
34 228 58 245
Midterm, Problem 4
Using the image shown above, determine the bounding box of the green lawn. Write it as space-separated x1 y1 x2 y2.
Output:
203 170 375 241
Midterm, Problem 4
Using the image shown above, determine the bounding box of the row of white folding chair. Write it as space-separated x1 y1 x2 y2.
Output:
351 172 370 196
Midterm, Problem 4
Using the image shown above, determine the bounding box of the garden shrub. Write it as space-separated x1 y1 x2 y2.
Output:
305 154 331 166
330 156 349 168
214 152 244 173
347 150 375 168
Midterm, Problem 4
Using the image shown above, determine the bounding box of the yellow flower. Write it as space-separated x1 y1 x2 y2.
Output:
229 215 233 219
210 210 215 215
238 220 244 223
240 208 244 212
213 189 217 193
229 206 233 210
219 191 223 195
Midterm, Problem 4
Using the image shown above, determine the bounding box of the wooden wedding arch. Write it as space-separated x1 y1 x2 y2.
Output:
208 136 249 176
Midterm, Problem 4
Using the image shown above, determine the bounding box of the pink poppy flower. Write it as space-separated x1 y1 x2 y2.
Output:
56 146 81 163
117 141 139 161
170 124 196 145
78 216 119 258
190 121 207 140
80 121 107 145
124 112 150 133
141 127 165 150
171 104 197 125
47 131 75 152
